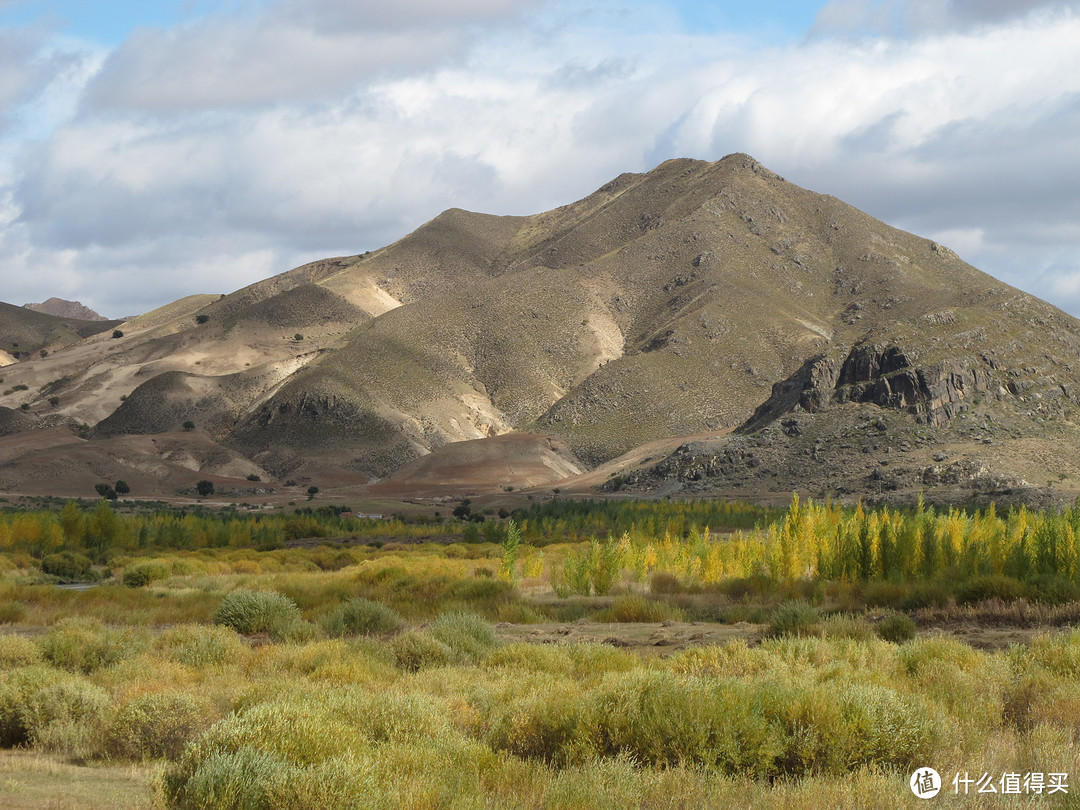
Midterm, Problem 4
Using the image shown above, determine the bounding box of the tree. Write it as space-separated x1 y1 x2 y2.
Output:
182 421 196 431
499 519 521 583
195 314 210 324
307 486 319 500
95 482 117 500
196 480 215 497
111 330 124 339
453 499 472 520
114 480 130 495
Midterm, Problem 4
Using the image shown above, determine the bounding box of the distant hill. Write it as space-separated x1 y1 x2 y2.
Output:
23 297 107 321
0 301 121 360
2 153 1080 505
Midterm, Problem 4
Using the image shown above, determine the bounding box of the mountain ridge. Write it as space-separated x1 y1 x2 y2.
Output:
1 153 1079 505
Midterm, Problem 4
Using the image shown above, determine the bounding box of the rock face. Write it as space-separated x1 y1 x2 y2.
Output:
743 342 994 432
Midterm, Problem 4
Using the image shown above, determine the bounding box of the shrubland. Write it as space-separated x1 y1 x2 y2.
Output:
1 494 1080 806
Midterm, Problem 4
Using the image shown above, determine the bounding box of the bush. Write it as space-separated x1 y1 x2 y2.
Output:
0 666 110 756
213 590 302 640
957 576 1027 605
195 479 214 496
320 598 403 638
649 572 685 594
155 624 250 668
767 601 821 638
41 551 93 581
898 582 951 611
0 633 41 668
590 594 685 623
390 631 454 672
876 612 917 644
104 691 211 760
428 612 498 663
122 560 170 588
40 617 148 673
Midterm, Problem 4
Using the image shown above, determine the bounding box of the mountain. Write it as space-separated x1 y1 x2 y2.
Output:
0 302 121 361
1 153 1078 505
23 298 107 321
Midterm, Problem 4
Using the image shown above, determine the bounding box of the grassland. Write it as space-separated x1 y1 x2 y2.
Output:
3 497 1080 807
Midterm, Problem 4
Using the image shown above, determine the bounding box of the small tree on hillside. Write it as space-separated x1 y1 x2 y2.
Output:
114 480 130 496
196 480 214 497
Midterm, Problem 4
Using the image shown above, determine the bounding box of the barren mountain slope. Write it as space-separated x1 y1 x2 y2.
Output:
226 155 1050 478
4 152 1080 503
0 301 120 360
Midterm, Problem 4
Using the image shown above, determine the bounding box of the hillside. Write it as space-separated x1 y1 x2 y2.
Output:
1 153 1079 504
0 302 120 360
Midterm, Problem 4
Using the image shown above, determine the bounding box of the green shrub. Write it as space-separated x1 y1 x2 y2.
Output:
390 631 454 672
155 624 250 668
428 612 498 663
166 746 294 809
474 674 584 765
956 576 1027 605
649 572 685 594
876 612 917 644
0 601 26 624
818 615 876 642
590 594 685 623
320 597 403 638
577 670 950 778
39 617 148 673
897 582 951 611
0 633 41 668
0 666 110 756
494 602 548 624
767 601 821 638
122 560 170 588
1021 629 1080 678
104 691 211 760
213 589 302 640
40 551 93 581
1030 575 1080 606
0 666 65 746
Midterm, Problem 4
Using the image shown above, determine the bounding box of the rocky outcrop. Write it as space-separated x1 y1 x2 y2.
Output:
741 342 992 432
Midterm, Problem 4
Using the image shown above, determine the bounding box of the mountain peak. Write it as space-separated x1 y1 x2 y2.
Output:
23 297 106 321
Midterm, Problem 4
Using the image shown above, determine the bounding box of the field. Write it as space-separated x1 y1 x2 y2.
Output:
3 497 1080 807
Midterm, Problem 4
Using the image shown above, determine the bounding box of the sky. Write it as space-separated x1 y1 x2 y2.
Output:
0 0 1078 319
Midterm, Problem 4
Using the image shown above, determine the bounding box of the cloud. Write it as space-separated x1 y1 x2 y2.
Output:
811 0 1077 36
83 0 544 113
0 27 64 130
280 0 543 31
